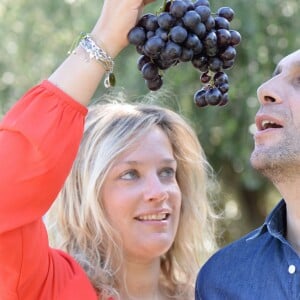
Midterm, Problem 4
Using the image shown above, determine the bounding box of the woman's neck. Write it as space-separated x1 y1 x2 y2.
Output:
118 258 167 300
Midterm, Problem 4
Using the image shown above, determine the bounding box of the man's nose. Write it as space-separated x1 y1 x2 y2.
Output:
256 76 283 105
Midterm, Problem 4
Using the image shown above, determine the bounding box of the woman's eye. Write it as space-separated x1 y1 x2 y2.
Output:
160 167 176 178
120 170 139 180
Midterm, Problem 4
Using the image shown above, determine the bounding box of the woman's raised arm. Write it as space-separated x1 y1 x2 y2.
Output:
49 0 155 106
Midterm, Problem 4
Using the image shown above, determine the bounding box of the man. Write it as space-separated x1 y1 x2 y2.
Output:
196 49 300 300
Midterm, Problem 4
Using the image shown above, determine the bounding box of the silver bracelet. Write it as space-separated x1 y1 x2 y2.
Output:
79 34 115 88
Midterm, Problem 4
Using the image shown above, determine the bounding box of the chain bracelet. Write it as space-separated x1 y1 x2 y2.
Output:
79 34 115 88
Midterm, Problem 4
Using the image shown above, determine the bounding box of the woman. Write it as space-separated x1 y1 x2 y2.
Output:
0 0 217 299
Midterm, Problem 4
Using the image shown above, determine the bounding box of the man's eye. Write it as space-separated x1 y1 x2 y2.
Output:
295 76 300 85
160 167 176 178
120 170 138 180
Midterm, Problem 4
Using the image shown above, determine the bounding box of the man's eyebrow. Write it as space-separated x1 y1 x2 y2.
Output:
291 60 300 72
272 65 281 77
272 60 300 77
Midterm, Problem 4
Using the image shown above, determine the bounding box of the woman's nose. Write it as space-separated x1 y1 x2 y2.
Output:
144 175 168 202
257 77 283 105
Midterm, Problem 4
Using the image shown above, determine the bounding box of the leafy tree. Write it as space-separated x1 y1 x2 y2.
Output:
1 0 299 245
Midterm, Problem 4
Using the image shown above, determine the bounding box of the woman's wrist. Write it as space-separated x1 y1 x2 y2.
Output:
77 34 115 88
89 33 122 59
90 15 130 59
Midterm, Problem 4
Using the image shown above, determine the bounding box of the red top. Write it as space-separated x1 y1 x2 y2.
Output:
0 81 99 300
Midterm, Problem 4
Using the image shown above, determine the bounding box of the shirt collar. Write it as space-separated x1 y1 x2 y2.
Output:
246 199 286 242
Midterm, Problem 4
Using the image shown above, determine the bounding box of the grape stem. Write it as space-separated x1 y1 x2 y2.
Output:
201 70 215 88
208 71 215 86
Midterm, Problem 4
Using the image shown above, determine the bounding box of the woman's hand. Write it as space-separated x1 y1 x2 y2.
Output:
49 0 156 105
92 0 156 58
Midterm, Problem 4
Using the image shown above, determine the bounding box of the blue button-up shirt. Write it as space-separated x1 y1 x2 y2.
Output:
196 200 300 300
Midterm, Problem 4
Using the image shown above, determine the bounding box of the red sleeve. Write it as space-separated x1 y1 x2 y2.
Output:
0 80 87 232
0 81 98 300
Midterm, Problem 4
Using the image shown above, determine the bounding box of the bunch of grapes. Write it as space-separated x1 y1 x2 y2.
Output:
127 0 241 108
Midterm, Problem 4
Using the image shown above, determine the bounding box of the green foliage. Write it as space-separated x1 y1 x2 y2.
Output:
1 0 298 243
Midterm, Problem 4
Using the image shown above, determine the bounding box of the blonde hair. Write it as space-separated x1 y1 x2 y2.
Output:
46 93 217 299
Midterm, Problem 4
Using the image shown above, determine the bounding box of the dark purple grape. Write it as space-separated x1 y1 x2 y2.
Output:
127 27 146 46
204 31 217 47
184 0 194 11
194 89 208 107
193 40 204 55
180 47 194 62
213 71 229 85
170 0 188 18
216 29 231 47
206 46 217 57
218 83 229 94
147 31 155 39
204 31 218 56
214 16 230 30
220 46 237 60
144 36 165 57
194 6 211 22
161 41 182 60
154 58 176 70
137 55 151 71
192 22 206 39
138 13 159 31
175 19 184 27
146 75 163 91
230 30 242 46
141 62 159 80
194 0 210 7
136 45 145 55
192 55 209 72
217 7 235 22
157 12 176 30
182 10 201 30
205 45 218 57
205 87 222 105
170 25 188 44
208 57 223 72
184 33 201 49
222 59 235 69
219 93 229 106
204 15 215 31
200 71 211 83
155 28 168 42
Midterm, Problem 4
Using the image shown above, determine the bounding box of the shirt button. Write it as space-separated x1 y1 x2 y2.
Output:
288 265 296 274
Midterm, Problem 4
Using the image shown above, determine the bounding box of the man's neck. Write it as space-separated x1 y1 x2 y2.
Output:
279 182 300 256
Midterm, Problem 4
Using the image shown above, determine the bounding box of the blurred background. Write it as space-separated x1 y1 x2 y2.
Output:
1 0 299 246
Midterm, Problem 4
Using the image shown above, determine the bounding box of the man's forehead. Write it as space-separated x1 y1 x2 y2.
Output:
273 49 300 75
277 50 300 68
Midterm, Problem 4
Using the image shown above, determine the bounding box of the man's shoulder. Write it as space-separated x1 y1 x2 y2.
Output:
216 227 264 255
202 199 286 270
199 226 268 276
195 227 266 298
195 208 285 299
